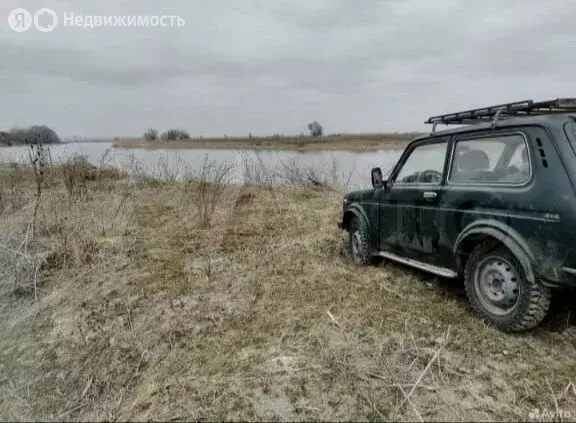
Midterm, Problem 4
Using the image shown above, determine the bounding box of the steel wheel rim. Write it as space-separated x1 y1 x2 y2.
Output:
351 230 362 261
474 256 521 316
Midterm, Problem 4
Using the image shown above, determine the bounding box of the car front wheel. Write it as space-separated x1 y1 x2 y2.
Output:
348 216 379 266
464 242 551 332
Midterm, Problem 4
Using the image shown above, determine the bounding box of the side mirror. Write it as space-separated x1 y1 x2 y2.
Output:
371 167 385 189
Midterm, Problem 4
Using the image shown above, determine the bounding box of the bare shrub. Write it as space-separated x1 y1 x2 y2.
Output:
58 155 123 200
99 184 132 235
28 140 50 238
98 148 113 168
0 163 27 213
274 157 353 193
42 231 98 270
94 149 128 182
240 152 275 188
155 154 189 181
0 230 45 300
123 154 151 183
325 156 355 194
60 156 94 203
189 155 234 228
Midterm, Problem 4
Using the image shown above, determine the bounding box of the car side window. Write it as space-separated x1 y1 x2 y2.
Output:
450 134 530 184
508 143 529 171
394 141 448 185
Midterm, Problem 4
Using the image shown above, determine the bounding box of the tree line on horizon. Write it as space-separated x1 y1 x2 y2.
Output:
143 121 325 142
0 126 61 146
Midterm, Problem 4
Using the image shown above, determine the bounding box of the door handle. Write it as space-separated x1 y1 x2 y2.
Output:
422 191 437 199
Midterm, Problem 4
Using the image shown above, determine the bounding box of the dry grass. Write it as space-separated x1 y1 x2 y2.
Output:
1 159 576 421
112 133 415 152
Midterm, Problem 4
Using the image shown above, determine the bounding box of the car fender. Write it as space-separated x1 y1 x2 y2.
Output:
454 219 536 282
341 203 370 232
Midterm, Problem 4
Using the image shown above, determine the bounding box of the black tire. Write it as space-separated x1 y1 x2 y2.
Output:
464 241 551 332
348 216 380 266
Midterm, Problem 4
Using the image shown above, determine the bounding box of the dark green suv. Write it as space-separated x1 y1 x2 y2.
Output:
340 99 576 332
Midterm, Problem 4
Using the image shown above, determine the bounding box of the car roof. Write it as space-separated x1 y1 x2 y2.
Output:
412 113 575 142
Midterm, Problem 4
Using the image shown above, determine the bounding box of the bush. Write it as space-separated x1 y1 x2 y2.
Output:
144 128 159 142
189 155 233 228
60 156 95 202
58 156 125 202
161 129 190 141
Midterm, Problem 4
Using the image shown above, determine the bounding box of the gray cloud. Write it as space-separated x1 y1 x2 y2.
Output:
0 0 574 138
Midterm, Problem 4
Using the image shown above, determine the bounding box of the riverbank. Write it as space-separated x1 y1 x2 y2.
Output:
1 158 575 421
112 133 416 151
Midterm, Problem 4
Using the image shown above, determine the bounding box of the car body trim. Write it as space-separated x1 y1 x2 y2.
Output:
358 202 560 223
377 251 458 279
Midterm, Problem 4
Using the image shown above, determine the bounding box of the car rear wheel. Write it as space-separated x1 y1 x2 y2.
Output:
464 242 551 332
348 216 379 266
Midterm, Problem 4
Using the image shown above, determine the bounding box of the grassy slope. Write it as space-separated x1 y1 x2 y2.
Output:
112 133 417 151
1 164 576 421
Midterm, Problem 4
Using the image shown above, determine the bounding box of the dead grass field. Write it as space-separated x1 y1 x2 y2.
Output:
112 133 416 152
1 157 576 421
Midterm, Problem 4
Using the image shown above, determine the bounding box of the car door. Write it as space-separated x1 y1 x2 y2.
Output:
376 138 450 263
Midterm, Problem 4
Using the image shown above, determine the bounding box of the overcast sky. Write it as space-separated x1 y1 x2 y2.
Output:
1 0 574 139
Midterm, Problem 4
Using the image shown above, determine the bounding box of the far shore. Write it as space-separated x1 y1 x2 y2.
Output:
112 133 419 151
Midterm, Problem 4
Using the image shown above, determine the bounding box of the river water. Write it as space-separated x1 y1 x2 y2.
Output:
0 143 403 190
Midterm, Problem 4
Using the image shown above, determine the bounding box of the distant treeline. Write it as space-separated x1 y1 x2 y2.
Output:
0 126 61 146
141 128 422 143
141 120 422 143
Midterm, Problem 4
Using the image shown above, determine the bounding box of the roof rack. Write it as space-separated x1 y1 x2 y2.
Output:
426 98 576 129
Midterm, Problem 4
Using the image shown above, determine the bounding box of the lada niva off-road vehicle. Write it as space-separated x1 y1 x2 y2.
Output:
340 98 576 331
